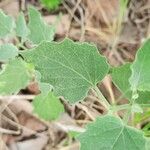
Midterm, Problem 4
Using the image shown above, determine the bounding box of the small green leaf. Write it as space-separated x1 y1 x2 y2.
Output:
68 131 80 139
33 76 63 120
28 7 55 44
0 44 18 62
0 10 15 38
130 39 150 92
134 109 150 124
39 82 53 94
78 115 146 150
40 0 61 10
16 12 29 41
22 38 109 103
112 63 132 100
131 104 143 113
34 70 53 94
33 91 64 120
0 59 31 95
112 63 150 104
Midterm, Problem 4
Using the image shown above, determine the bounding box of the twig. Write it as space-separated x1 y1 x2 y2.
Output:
70 0 85 41
62 1 81 25
94 86 110 111
102 75 115 104
54 122 85 133
0 95 35 101
0 134 9 150
1 114 45 136
0 127 20 135
77 103 96 121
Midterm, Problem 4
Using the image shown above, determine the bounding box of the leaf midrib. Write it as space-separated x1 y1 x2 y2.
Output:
40 57 93 86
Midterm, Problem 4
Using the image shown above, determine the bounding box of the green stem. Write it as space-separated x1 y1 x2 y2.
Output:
123 107 132 124
94 86 110 111
111 104 130 112
123 89 137 124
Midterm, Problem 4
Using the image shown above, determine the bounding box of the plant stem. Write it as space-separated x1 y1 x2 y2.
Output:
123 88 139 125
123 108 132 124
94 86 110 111
111 104 130 112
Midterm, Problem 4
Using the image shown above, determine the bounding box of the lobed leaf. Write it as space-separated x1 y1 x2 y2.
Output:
112 63 150 104
33 91 64 120
0 59 31 95
78 115 146 150
0 44 18 62
28 6 55 44
22 38 109 103
0 10 15 38
112 63 132 100
16 12 29 41
130 39 150 92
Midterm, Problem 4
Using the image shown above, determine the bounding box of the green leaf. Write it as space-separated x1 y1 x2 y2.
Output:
0 44 18 62
0 10 15 38
0 59 31 95
146 138 150 150
131 104 143 113
143 122 150 136
130 39 150 92
68 131 80 139
112 63 132 100
34 70 53 94
28 7 55 44
112 63 150 104
33 91 64 120
40 0 61 10
134 109 150 124
136 92 150 104
78 115 146 150
22 38 109 103
33 70 62 121
16 12 29 41
39 82 53 94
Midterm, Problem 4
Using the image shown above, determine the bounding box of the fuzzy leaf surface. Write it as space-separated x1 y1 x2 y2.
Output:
112 63 150 104
78 115 146 150
22 39 109 103
0 59 31 95
28 7 55 44
16 12 29 41
0 10 14 38
33 91 64 120
112 63 132 99
0 44 18 62
130 39 150 91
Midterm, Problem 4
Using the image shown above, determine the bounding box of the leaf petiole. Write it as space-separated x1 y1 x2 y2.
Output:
110 104 131 112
